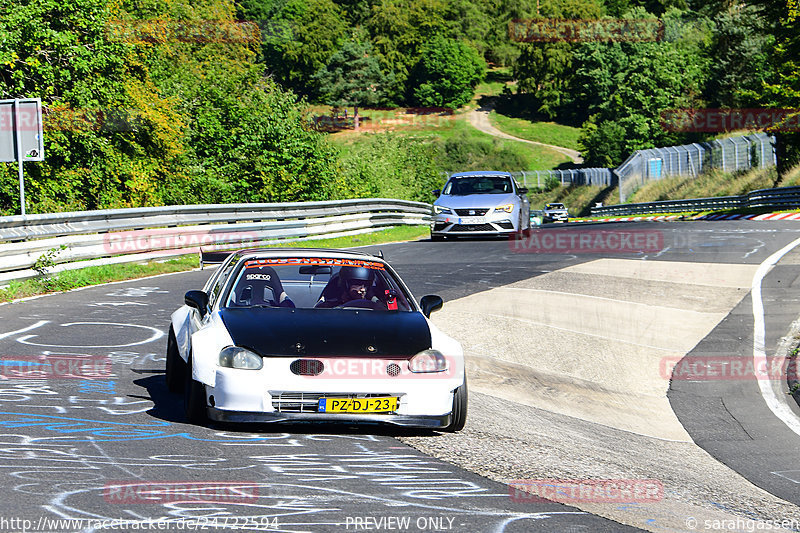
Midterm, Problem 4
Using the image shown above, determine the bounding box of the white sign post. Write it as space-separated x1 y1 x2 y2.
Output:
0 98 44 216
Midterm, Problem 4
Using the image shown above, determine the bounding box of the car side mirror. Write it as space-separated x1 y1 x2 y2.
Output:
185 290 209 317
518 187 528 194
420 295 443 317
432 189 441 197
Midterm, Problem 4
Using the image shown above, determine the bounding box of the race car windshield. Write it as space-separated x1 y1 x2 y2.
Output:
444 176 513 195
223 258 413 311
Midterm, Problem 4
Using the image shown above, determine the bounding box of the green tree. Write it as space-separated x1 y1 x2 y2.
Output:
245 0 348 96
409 36 485 109
511 0 605 118
366 0 448 103
751 0 800 170
577 36 709 167
0 0 185 212
0 0 355 213
313 40 390 130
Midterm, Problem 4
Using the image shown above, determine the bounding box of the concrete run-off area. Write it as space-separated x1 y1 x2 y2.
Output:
401 257 800 532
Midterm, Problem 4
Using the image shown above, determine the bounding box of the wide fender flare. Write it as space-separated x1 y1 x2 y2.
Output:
426 319 465 386
170 306 192 363
189 313 233 387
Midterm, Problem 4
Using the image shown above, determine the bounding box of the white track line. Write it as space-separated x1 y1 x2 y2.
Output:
752 236 800 436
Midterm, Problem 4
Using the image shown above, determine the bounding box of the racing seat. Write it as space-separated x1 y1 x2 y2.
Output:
235 280 273 306
234 267 295 308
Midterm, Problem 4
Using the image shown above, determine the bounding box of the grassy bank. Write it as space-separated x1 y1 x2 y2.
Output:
330 111 571 173
489 112 582 151
0 225 430 303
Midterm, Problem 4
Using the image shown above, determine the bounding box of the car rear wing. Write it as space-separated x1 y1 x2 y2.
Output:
199 249 233 269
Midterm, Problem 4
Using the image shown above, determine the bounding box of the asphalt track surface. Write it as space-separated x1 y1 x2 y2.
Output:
0 221 799 532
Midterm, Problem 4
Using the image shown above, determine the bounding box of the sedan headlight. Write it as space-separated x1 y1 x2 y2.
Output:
495 204 514 213
433 205 453 215
219 346 263 370
408 349 448 373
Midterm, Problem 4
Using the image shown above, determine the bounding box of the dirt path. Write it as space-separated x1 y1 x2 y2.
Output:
467 104 584 164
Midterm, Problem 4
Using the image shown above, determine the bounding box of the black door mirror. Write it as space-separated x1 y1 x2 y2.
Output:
518 187 528 194
419 295 443 317
185 290 209 317
432 189 441 197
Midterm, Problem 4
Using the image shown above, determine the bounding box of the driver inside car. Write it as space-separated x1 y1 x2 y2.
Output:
315 266 387 309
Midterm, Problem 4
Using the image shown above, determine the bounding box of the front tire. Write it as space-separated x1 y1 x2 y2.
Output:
443 377 468 432
183 357 207 424
165 327 186 393
431 234 444 242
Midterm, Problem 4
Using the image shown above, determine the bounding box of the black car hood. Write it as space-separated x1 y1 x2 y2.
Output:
219 308 431 357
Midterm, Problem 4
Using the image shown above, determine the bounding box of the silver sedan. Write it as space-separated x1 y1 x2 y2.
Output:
431 171 531 240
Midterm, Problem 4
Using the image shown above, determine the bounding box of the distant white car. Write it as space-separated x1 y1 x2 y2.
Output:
543 202 569 223
431 171 531 240
166 248 467 431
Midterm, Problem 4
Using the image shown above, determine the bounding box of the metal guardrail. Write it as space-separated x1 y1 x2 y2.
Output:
0 199 432 281
590 186 800 217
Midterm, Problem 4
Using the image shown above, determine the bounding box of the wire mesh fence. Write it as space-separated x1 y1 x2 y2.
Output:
441 132 775 198
614 132 776 202
514 168 613 188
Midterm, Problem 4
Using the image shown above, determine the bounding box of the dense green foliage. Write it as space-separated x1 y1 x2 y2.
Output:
313 39 389 127
1 0 798 214
0 0 358 214
507 1 797 167
410 36 485 109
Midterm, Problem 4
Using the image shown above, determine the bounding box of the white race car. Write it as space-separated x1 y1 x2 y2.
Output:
166 248 467 431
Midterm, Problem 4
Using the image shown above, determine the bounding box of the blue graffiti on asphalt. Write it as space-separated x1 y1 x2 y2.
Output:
0 412 291 443
77 380 116 395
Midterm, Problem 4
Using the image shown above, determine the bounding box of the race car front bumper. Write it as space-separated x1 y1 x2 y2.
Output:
207 408 451 428
202 356 463 428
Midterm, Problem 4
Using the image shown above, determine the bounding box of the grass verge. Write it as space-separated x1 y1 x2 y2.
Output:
489 111 582 151
0 225 430 303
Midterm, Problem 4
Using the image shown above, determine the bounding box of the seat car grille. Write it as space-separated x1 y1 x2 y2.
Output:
454 208 489 216
450 223 496 232
271 392 391 413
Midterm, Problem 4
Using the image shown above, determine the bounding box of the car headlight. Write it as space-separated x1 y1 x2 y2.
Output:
408 349 448 373
433 205 453 215
219 346 263 370
495 204 514 213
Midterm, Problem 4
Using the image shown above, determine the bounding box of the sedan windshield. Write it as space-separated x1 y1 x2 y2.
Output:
444 176 513 195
